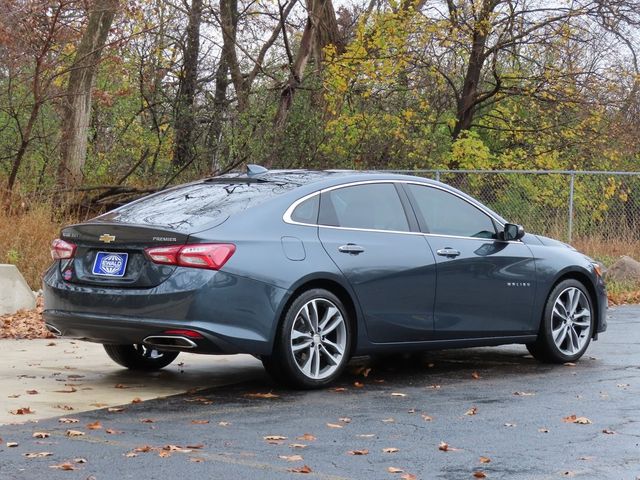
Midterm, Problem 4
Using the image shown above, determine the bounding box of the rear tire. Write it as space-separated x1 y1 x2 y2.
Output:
103 344 179 371
527 279 594 363
264 289 352 389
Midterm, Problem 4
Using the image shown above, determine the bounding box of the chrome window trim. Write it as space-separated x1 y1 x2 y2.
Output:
282 179 518 242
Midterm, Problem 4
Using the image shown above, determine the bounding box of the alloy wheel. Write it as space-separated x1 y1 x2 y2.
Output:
551 287 591 355
289 298 347 380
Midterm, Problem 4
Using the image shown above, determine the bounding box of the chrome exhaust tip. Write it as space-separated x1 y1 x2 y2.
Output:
142 335 198 349
45 323 62 336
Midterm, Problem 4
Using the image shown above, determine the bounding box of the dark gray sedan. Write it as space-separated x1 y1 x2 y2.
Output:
43 168 607 388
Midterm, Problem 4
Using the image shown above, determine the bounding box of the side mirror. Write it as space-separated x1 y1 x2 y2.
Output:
502 223 525 241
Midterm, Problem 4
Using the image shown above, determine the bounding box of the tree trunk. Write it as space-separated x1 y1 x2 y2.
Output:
57 0 119 188
274 0 338 129
172 0 203 167
451 0 497 142
207 58 230 172
220 0 246 111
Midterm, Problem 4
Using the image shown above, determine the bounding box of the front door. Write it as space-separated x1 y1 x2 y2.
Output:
403 183 536 339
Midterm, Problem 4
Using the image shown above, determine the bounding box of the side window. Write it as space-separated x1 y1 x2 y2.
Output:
407 184 497 239
290 195 319 224
319 183 410 232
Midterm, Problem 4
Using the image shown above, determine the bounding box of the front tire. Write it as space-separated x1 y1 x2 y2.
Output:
527 279 594 363
103 344 179 371
264 289 352 389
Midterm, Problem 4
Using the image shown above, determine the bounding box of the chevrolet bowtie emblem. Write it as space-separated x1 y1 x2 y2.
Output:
99 233 116 243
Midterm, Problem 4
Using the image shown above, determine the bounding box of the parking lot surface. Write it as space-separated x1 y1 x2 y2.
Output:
1 306 638 479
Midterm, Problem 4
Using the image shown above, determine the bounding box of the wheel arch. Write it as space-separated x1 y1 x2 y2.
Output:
544 268 600 338
272 275 361 356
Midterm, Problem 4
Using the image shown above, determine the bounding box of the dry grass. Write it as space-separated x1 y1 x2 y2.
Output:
0 206 75 290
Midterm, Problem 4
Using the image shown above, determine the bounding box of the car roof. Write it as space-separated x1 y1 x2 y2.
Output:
214 168 507 225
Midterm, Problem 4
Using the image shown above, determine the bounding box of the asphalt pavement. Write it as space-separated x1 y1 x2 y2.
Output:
1 306 639 480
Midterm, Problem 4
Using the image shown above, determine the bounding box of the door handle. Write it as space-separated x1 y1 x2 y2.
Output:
436 248 460 258
338 244 365 255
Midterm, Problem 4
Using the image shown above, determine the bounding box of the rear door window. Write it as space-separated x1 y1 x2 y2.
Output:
319 183 410 232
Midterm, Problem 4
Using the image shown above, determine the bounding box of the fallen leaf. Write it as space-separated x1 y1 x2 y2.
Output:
400 474 417 480
131 397 142 404
297 433 316 441
58 418 79 423
388 467 404 473
11 407 33 415
186 444 204 449
326 423 343 429
465 407 478 416
357 434 375 438
245 392 279 399
107 407 125 413
90 403 107 408
218 421 231 427
339 417 351 423
616 383 630 388
279 455 304 461
348 449 369 455
32 432 49 438
158 450 171 458
189 457 205 463
602 428 616 434
54 386 77 393
163 445 193 453
479 456 491 463
288 465 312 474
7 442 19 447
124 452 138 458
74 458 87 464
55 404 74 411
331 387 347 392
471 372 481 380
264 435 287 441
504 423 517 427
564 362 576 367
140 418 154 423
353 381 364 388
191 420 210 425
538 427 549 433
513 391 535 396
134 445 152 453
26 390 38 395
438 441 459 452
562 415 592 424
427 384 441 389
87 421 102 430
24 452 53 458
391 392 406 397
114 384 131 389
50 463 75 470
421 415 433 422
473 471 487 478
106 429 121 435
383 448 399 453
290 443 307 449
65 430 85 437
382 418 395 423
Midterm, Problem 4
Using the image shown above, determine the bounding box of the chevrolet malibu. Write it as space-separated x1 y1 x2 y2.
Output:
43 167 607 388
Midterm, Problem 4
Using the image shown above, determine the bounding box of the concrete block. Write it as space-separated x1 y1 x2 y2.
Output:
0 264 36 315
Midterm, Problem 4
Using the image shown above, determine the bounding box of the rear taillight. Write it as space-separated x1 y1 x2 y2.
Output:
145 243 235 270
51 239 76 260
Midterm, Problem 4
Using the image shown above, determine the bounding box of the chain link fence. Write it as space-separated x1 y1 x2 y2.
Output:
384 169 640 242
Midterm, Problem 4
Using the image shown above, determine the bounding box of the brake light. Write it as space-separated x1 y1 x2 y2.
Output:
145 243 235 270
163 329 204 339
51 239 76 260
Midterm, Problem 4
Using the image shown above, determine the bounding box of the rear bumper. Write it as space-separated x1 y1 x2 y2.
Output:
43 265 287 355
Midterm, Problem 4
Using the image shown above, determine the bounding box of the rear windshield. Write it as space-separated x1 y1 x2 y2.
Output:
95 181 296 232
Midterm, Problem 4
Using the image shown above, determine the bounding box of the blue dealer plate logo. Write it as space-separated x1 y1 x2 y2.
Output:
92 252 128 277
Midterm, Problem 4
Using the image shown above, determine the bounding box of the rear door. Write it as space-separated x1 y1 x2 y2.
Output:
317 182 437 343
403 183 536 339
